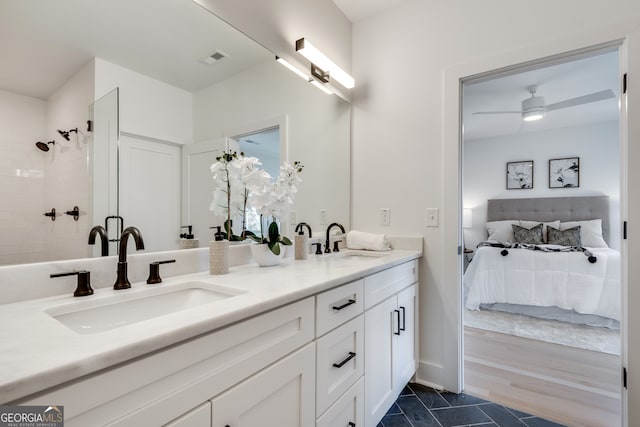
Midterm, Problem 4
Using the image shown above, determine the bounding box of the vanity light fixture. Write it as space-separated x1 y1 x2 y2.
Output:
275 56 332 95
295 38 355 89
310 79 333 95
276 56 309 80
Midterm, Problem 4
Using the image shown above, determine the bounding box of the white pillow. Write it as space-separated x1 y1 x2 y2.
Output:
519 220 560 243
560 219 608 248
486 220 519 242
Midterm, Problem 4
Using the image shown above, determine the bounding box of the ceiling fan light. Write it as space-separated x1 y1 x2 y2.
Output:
522 110 545 121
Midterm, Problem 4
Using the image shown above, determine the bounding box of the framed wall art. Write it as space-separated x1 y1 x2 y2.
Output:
506 160 534 189
549 157 580 188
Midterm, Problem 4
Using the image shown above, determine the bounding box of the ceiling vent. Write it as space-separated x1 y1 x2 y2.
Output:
199 51 227 65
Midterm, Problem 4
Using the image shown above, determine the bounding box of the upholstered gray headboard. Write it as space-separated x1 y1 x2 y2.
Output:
487 196 610 244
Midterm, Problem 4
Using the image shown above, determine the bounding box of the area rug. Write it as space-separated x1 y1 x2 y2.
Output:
464 309 620 355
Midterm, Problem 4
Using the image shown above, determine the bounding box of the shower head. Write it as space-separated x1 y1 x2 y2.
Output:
36 140 55 152
57 128 78 141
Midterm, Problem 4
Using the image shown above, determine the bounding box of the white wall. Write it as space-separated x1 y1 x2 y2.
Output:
0 90 47 265
464 121 620 249
94 58 193 144
350 0 640 391
193 59 351 236
44 60 96 261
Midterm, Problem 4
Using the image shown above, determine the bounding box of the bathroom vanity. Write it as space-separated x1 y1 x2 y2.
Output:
0 247 420 427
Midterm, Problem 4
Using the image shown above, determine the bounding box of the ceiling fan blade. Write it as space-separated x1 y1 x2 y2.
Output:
471 111 521 115
546 89 615 111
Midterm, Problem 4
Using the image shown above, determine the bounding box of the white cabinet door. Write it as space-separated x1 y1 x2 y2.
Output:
164 402 210 427
364 295 396 427
210 343 315 427
393 284 416 395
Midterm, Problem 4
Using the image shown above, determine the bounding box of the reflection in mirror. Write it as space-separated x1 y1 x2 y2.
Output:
1 0 350 266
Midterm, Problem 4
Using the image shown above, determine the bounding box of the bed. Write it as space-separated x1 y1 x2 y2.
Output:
464 195 621 328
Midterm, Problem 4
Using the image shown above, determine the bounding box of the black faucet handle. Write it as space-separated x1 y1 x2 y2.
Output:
147 259 176 284
312 242 323 255
50 270 93 297
333 240 342 252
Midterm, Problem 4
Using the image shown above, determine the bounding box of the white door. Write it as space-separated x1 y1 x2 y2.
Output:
182 138 228 243
210 343 315 427
622 29 640 427
364 295 396 427
393 284 416 395
119 134 181 253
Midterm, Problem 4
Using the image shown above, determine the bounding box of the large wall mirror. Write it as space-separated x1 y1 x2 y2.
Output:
0 0 351 266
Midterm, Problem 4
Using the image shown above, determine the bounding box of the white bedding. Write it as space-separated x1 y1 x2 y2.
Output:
464 245 620 321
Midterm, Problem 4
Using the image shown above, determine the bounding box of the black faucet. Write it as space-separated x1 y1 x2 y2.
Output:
114 226 145 290
295 222 312 237
88 225 109 256
325 223 346 253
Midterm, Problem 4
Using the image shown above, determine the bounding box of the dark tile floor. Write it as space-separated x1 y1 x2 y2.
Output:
377 383 567 427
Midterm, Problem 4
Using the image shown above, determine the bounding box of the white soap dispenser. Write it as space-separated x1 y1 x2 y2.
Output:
209 226 229 275
294 222 311 260
179 225 199 249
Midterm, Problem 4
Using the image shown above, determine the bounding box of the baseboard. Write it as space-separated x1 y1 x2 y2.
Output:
415 359 445 391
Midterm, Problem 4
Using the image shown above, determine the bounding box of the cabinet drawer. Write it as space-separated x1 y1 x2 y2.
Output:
164 402 210 427
316 377 364 427
364 261 417 309
316 315 364 416
316 279 363 337
24 297 314 427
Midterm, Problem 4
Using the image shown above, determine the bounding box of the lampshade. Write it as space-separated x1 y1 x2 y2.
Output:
463 208 473 229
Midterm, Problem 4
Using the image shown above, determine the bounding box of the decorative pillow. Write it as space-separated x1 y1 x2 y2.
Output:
512 223 544 244
559 219 608 248
486 220 519 242
519 220 560 243
547 225 582 246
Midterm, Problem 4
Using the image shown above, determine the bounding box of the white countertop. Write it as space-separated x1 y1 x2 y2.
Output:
0 249 420 404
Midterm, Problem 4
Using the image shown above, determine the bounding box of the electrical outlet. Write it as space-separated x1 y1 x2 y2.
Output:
380 208 391 226
320 209 327 226
426 208 439 227
289 211 297 226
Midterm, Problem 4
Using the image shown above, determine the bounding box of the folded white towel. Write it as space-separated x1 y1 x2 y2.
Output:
346 230 391 251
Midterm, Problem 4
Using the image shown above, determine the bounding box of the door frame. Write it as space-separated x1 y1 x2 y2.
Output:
443 20 640 425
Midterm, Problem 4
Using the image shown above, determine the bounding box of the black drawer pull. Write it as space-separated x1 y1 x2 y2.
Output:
333 352 356 368
332 299 356 311
399 306 406 331
348 423 356 427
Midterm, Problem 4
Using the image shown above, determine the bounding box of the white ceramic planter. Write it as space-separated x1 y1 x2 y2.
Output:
250 243 285 267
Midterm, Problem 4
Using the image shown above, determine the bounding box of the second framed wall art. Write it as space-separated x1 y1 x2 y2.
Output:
549 157 580 188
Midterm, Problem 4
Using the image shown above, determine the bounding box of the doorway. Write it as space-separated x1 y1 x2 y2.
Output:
460 47 622 425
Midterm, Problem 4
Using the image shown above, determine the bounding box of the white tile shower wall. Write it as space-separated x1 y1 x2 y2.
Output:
44 60 95 263
0 90 47 265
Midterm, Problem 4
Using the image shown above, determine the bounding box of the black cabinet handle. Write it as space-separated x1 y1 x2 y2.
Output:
399 306 406 331
394 309 401 335
332 299 356 311
333 352 356 368
348 423 356 427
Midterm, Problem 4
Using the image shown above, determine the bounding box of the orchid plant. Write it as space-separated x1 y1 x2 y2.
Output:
210 150 304 255
247 161 304 255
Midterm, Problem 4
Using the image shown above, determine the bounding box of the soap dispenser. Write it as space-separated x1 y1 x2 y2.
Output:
179 225 199 249
209 226 229 275
294 222 312 260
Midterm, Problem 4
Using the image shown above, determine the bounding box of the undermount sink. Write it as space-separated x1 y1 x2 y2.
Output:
334 250 390 260
45 281 245 334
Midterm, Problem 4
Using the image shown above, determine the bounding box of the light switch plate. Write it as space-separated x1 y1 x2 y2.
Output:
426 208 439 227
380 208 391 226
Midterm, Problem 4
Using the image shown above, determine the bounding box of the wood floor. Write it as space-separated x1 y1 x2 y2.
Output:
464 326 621 427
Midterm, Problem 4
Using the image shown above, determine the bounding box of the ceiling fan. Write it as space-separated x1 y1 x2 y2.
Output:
472 85 616 122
